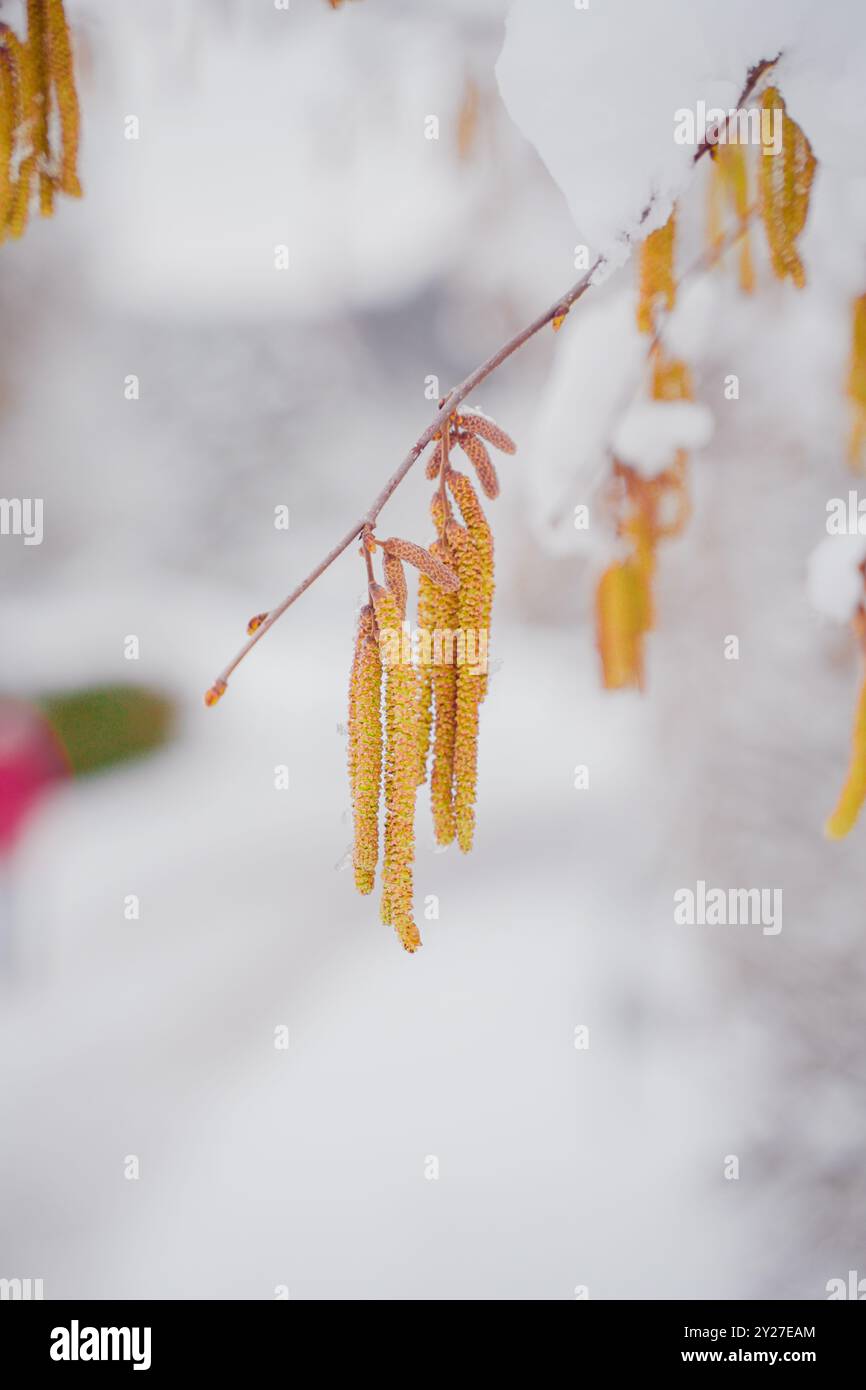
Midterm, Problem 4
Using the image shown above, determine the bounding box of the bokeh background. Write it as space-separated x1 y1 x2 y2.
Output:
1 0 864 1299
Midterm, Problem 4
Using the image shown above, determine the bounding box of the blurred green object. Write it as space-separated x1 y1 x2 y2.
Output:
36 685 176 776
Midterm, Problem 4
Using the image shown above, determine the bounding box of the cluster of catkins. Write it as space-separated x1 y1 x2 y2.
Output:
0 0 81 242
347 407 515 951
601 80 866 840
598 83 818 696
598 208 694 692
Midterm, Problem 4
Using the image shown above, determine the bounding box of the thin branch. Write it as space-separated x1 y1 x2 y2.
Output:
694 54 781 161
438 393 451 516
206 53 779 701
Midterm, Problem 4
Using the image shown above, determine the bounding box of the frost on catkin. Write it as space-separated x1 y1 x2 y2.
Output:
371 583 421 952
348 604 382 895
759 88 815 289
456 412 516 455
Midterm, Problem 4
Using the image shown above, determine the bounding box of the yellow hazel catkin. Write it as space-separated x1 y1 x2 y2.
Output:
425 441 442 481
381 536 459 592
456 412 516 455
446 468 494 699
759 87 815 289
712 143 754 294
427 537 460 843
0 45 17 234
458 431 500 499
826 669 866 839
370 583 421 952
347 604 383 895
636 211 676 334
0 2 81 239
45 0 81 198
596 559 648 691
444 470 494 852
445 522 482 851
6 152 34 237
416 550 446 787
846 294 866 470
383 552 407 620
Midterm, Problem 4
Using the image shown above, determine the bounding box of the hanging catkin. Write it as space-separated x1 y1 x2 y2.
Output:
6 152 34 237
416 566 436 786
205 391 518 949
636 211 676 334
446 467 494 700
444 469 494 852
826 670 866 839
596 559 648 691
0 32 19 232
709 144 754 293
381 536 459 591
0 1 81 240
456 412 516 455
445 520 483 851
847 294 866 470
430 489 447 537
458 431 500 499
371 583 421 951
425 440 442 481
759 87 815 288
25 0 51 214
383 552 407 619
347 604 382 895
428 535 460 843
45 0 80 197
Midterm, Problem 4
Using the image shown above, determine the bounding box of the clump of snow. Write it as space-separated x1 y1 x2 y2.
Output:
496 0 866 260
806 534 866 624
525 285 646 552
662 275 722 363
612 400 714 478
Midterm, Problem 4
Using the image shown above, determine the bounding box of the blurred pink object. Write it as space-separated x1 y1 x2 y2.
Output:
0 701 69 854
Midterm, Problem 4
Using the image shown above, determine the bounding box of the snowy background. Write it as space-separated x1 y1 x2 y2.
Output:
1 0 864 1299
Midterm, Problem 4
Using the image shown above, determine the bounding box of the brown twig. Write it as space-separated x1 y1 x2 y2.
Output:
207 54 779 700
693 54 781 161
438 394 452 516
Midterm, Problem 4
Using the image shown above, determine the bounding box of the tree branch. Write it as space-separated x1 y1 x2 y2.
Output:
206 53 779 703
